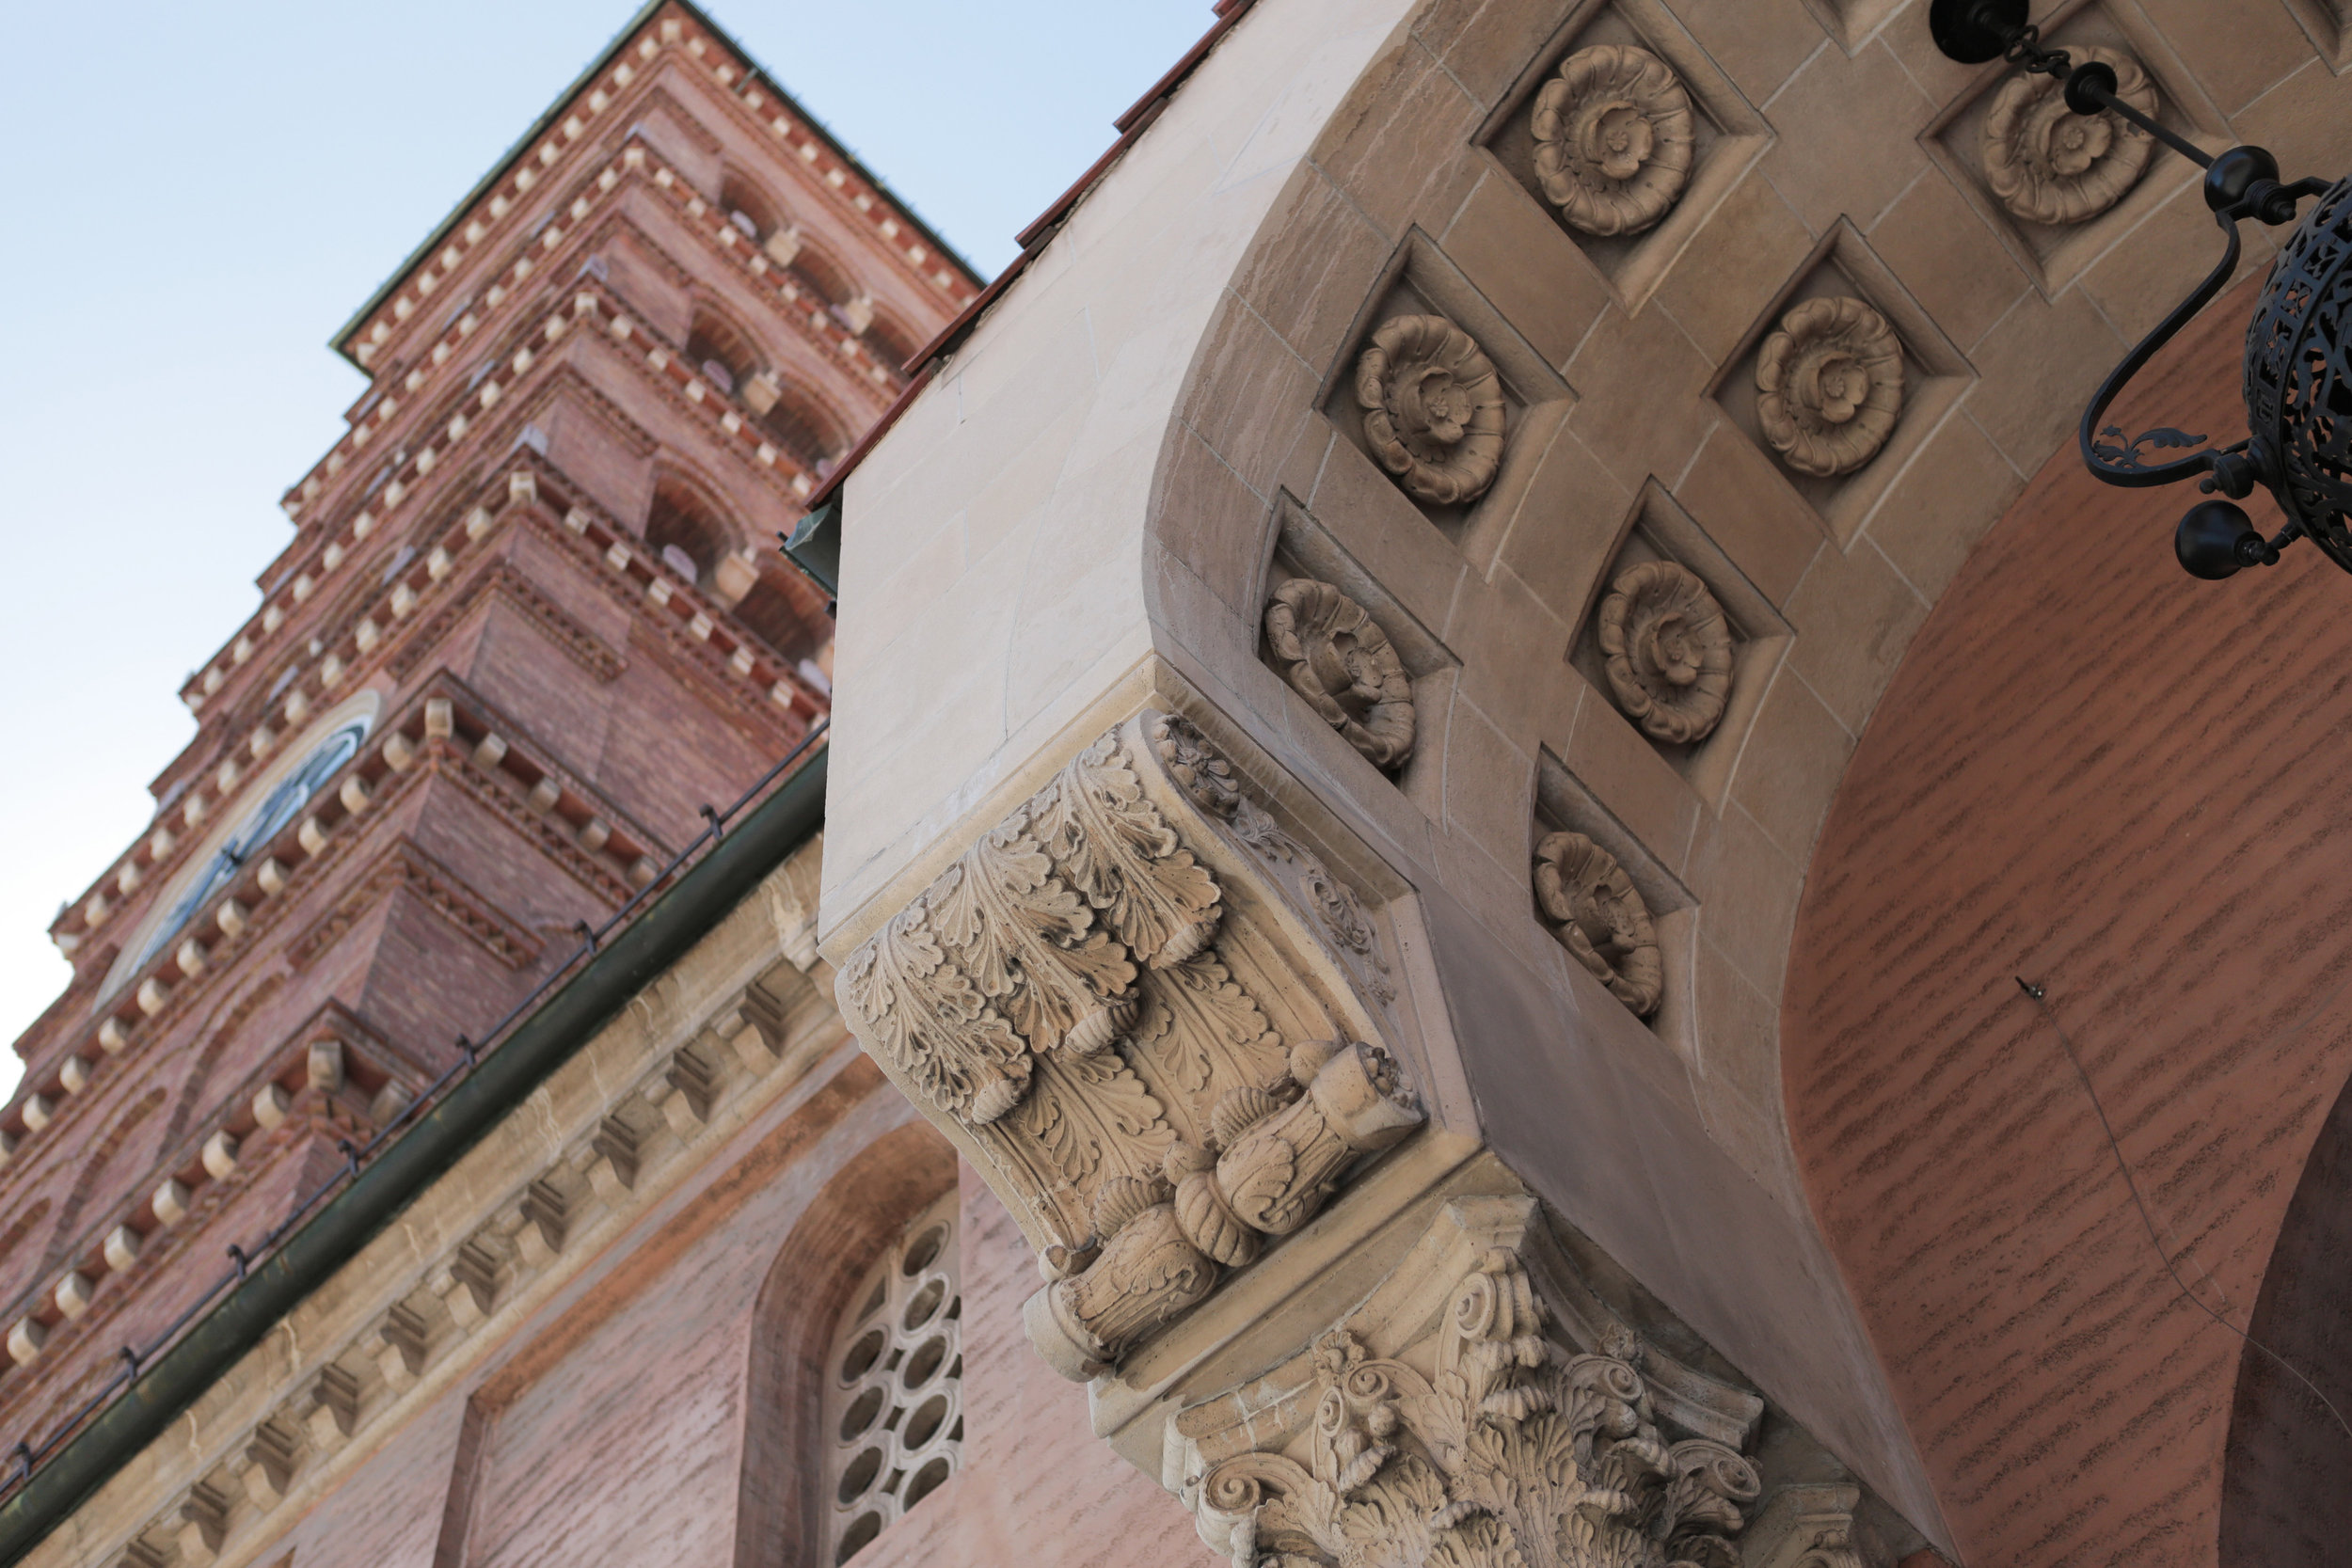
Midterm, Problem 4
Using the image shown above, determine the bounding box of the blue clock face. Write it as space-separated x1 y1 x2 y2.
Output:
119 717 373 984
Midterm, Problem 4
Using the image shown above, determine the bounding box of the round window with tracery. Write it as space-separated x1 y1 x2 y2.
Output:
821 1193 962 1565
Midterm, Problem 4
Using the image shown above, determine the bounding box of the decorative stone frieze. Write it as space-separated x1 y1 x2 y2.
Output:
1532 44 1695 238
1533 832 1662 1018
1356 315 1507 506
1263 579 1416 770
840 711 1424 1380
1756 298 1904 479
1176 1196 1767 1568
1597 562 1733 745
1982 47 2156 226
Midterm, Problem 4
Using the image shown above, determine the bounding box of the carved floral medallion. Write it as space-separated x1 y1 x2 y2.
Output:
1755 297 1904 479
1532 43 1696 238
1356 315 1508 506
1190 1243 1760 1568
1982 46 2157 226
1264 579 1416 770
1596 562 1733 746
1533 832 1662 1018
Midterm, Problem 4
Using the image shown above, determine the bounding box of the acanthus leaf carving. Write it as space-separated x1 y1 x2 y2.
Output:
1188 1243 1760 1568
840 903 1034 1123
1152 715 1397 1005
1024 1038 1421 1380
844 711 1423 1381
1033 731 1226 969
929 817 1139 1056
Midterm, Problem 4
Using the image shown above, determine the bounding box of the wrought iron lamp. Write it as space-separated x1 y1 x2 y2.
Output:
1932 0 2351 579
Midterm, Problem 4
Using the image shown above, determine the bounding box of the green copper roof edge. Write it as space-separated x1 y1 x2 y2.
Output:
327 0 983 370
0 745 829 1566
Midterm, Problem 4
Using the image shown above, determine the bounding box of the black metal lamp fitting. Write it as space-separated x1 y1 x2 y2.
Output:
1931 0 2351 579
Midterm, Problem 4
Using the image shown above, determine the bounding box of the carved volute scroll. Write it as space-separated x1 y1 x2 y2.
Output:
1532 43 1696 238
1356 314 1508 506
1263 578 1416 770
1755 297 1904 479
839 711 1425 1383
1597 562 1733 745
1533 832 1662 1018
1982 46 2157 226
1177 1196 1767 1568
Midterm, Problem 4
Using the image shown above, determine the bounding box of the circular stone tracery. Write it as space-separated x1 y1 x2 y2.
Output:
1355 314 1508 506
1756 296 1905 478
1532 43 1696 237
1263 578 1416 770
1597 561 1734 745
1533 831 1662 1018
1982 46 2157 226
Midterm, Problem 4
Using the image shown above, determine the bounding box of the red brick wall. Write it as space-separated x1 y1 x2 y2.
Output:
1783 273 2352 1564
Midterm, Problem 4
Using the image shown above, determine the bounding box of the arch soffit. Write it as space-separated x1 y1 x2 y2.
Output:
732 1118 959 1568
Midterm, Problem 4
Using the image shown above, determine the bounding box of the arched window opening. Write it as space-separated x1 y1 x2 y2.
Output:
685 311 760 400
757 383 850 478
644 480 738 591
735 565 832 664
718 176 781 243
867 311 922 378
791 243 858 311
821 1193 962 1566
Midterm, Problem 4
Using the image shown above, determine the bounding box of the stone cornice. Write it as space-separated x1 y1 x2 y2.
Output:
284 839 542 974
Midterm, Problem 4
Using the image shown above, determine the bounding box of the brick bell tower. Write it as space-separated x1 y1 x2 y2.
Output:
0 0 978 1462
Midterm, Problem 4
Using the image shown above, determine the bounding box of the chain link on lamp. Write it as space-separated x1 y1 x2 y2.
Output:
1933 0 2349 579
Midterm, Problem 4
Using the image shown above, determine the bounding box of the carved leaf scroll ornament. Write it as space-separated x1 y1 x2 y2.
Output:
1754 296 1905 479
1357 315 1508 507
1982 46 2157 226
1264 579 1417 770
1597 562 1734 745
1532 44 1696 238
1533 832 1663 1019
1191 1250 1758 1568
1025 1038 1422 1380
842 729 1221 1127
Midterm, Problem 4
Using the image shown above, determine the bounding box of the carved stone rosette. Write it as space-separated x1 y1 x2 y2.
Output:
1755 297 1904 479
1533 832 1662 1018
1180 1197 1766 1568
1264 578 1416 770
1983 46 2156 226
1532 43 1695 238
1356 315 1507 506
840 712 1424 1381
1597 562 1733 745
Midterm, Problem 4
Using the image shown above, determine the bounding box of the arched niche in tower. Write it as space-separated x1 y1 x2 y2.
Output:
685 305 763 401
756 379 852 478
644 470 741 593
789 238 859 314
718 171 787 245
866 307 921 378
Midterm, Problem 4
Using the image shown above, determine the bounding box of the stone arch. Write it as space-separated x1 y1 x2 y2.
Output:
789 236 860 313
729 1119 958 1568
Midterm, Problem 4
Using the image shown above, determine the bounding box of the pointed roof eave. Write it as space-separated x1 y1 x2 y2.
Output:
327 0 983 371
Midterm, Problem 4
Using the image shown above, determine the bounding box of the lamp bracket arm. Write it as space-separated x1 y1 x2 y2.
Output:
2078 214 2245 490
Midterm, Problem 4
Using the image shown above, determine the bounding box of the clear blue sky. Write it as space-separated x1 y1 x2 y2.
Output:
0 0 1211 1095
